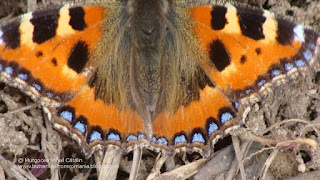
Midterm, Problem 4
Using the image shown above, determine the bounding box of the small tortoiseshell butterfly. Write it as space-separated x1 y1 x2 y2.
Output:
0 0 319 161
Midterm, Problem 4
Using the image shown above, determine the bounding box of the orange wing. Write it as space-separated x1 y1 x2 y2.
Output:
191 5 319 102
0 4 147 157
0 5 104 105
151 3 319 156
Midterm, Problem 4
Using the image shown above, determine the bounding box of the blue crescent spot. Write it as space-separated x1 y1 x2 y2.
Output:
60 111 73 122
208 122 218 136
0 64 3 71
192 133 205 143
74 121 86 133
157 138 168 145
18 73 28 80
174 135 187 144
308 42 315 50
33 83 42 91
89 131 102 142
303 49 312 62
295 59 306 67
46 92 53 98
245 89 251 94
257 79 266 87
152 137 157 143
284 63 294 71
5 66 13 75
221 112 233 124
108 132 120 141
234 102 239 109
271 69 281 77
138 134 146 140
126 135 138 141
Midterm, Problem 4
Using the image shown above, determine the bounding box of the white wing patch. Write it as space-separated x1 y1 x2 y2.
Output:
293 24 305 42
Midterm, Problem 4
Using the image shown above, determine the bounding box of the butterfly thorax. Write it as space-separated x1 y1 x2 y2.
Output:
127 0 167 117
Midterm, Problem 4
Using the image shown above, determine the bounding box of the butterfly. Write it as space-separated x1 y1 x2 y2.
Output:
0 0 319 160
